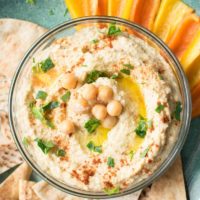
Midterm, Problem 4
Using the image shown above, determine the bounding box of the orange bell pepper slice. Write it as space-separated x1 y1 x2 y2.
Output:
99 0 108 15
84 0 99 15
108 0 121 16
153 0 193 42
130 0 161 30
168 14 200 59
191 83 200 118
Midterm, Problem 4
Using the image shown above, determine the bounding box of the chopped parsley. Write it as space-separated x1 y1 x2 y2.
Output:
107 157 115 168
107 24 121 36
56 149 66 157
172 101 182 121
110 73 121 79
104 186 120 195
32 57 54 73
120 69 130 75
34 138 55 154
155 104 165 113
22 137 30 147
135 116 148 138
123 63 134 69
26 0 36 5
64 8 69 16
84 118 100 133
85 70 108 83
61 91 71 102
129 150 134 160
140 147 150 158
42 101 59 112
91 39 99 44
87 141 102 153
36 91 48 100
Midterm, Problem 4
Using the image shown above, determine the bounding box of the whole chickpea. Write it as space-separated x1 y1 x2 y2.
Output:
73 97 89 113
82 84 98 101
60 119 75 135
98 85 113 103
92 104 107 120
107 100 123 116
60 73 77 89
102 116 118 129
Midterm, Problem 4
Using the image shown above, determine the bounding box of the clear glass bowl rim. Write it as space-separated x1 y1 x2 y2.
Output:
8 16 192 199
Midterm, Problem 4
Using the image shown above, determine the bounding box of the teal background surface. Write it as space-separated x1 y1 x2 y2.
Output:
0 0 200 199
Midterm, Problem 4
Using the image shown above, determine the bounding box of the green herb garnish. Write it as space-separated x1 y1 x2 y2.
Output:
104 186 120 195
61 91 71 102
155 104 165 113
85 70 108 83
56 149 66 157
107 157 115 168
84 118 100 133
42 101 59 112
64 8 69 16
22 137 30 147
140 147 149 158
110 73 121 79
173 101 182 121
34 138 55 154
107 24 121 36
123 63 134 69
36 91 48 100
135 116 148 138
91 39 99 44
120 69 130 75
31 106 45 121
129 150 134 160
32 57 54 73
87 141 102 153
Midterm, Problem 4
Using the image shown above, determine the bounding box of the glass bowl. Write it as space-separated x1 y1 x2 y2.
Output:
9 16 191 199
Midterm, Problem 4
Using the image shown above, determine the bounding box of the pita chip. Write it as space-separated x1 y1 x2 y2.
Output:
139 155 187 200
0 162 32 200
0 143 23 174
19 180 40 200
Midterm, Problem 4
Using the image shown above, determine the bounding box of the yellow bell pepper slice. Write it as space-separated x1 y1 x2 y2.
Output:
84 0 99 15
119 0 135 20
153 0 193 42
130 0 160 30
181 29 200 73
108 0 121 16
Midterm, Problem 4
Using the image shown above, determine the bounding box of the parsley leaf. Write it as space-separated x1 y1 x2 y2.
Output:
104 186 120 195
34 138 55 154
120 69 130 75
140 147 149 158
42 101 59 112
61 91 71 102
91 39 99 44
22 137 30 147
123 63 134 69
56 149 66 157
135 116 148 138
107 24 121 36
129 150 134 160
31 106 45 121
64 8 69 16
110 73 121 79
84 119 100 133
85 70 108 83
32 57 54 73
107 157 115 167
26 0 36 5
87 141 102 153
173 101 182 121
36 91 48 100
155 104 165 113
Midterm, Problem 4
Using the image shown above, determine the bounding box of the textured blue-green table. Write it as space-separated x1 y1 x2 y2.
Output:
0 0 200 199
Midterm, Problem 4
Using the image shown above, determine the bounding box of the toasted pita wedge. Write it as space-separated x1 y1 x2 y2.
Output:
0 143 23 174
19 180 40 200
139 156 186 200
0 162 32 200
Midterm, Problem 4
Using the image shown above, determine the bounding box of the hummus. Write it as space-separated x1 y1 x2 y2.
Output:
17 24 182 193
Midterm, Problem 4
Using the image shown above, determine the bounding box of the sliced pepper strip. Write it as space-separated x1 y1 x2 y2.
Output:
99 0 108 15
191 83 200 118
130 0 161 30
108 0 121 16
119 0 135 20
168 14 200 59
153 0 193 42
